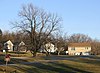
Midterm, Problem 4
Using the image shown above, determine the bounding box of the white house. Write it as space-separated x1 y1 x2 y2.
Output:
19 41 25 46
4 40 14 52
18 41 26 52
67 43 91 55
40 42 57 53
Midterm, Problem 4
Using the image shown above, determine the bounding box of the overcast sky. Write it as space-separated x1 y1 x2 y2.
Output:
0 0 100 39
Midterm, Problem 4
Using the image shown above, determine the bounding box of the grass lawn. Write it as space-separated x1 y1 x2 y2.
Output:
0 52 46 65
0 55 100 73
0 56 44 65
0 60 100 73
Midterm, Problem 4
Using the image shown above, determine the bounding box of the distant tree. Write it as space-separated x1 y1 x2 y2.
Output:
54 31 67 55
12 3 62 56
2 31 18 42
91 40 100 55
2 31 10 41
0 29 2 35
0 29 3 50
67 33 92 43
0 29 2 42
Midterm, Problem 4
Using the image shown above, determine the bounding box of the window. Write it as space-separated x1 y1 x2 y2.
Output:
85 47 88 49
71 47 75 50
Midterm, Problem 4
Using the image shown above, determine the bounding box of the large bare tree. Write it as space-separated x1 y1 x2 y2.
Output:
12 3 62 56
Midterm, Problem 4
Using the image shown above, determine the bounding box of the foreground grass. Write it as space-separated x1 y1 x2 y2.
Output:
0 52 44 63
0 59 100 73
0 52 100 73
0 56 44 65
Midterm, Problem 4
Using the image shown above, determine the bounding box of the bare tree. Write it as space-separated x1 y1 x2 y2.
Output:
0 29 2 41
2 31 11 42
0 29 3 51
91 40 100 55
67 33 92 43
12 3 62 56
54 31 67 55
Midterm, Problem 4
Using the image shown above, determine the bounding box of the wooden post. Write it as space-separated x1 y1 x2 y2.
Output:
5 61 8 73
4 54 10 73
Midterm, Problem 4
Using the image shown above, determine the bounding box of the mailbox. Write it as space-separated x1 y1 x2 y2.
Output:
5 54 10 62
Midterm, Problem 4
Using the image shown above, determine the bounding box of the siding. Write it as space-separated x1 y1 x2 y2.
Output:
68 46 91 55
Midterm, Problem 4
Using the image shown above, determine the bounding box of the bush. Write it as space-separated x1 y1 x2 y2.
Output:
59 51 66 55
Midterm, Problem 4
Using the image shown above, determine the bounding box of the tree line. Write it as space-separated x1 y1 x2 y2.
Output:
0 30 100 56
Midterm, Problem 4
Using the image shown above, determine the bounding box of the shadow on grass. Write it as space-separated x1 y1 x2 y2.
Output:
32 62 70 73
25 62 91 73
10 58 28 64
0 58 28 65
42 55 100 66
68 58 100 66
42 55 73 60
48 62 92 73
16 62 70 73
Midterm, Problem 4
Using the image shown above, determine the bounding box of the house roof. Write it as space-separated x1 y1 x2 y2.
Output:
68 43 91 47
4 40 13 46
19 41 25 46
45 42 54 47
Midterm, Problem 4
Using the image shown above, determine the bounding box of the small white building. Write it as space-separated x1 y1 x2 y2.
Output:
40 42 57 53
19 41 25 46
4 40 14 52
18 41 26 52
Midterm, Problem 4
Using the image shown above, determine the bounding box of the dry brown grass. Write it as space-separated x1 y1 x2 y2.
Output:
0 59 100 73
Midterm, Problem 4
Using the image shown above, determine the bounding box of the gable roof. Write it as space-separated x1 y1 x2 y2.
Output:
19 41 25 46
45 42 54 47
68 43 91 47
4 40 13 46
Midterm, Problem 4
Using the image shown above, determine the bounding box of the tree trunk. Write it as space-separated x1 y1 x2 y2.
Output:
45 51 50 56
58 51 60 55
32 51 37 57
30 49 37 57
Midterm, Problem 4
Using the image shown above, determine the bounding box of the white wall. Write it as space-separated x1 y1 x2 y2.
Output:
68 46 91 55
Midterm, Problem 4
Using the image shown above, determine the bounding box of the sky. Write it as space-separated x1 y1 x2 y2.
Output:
0 0 100 39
